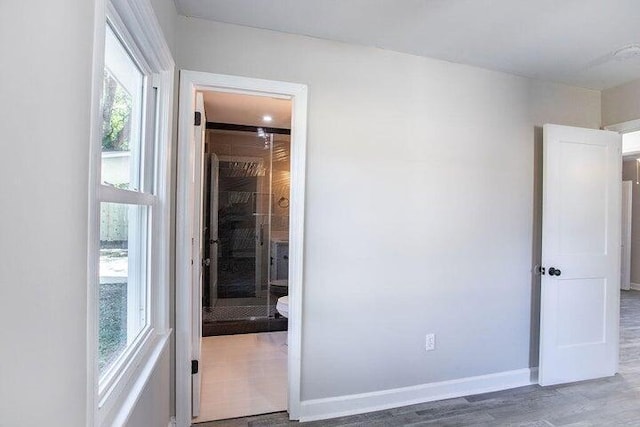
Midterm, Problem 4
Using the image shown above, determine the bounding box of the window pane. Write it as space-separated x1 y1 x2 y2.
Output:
101 25 144 191
622 130 640 154
99 203 148 376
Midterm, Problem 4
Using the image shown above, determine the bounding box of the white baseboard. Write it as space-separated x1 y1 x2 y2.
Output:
299 367 538 422
630 283 640 291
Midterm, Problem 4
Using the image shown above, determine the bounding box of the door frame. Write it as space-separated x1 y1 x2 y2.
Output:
605 118 640 156
621 180 632 291
176 70 308 426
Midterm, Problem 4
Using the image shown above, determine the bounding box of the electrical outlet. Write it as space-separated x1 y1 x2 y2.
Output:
425 333 436 351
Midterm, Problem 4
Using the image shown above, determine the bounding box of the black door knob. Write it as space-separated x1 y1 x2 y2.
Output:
548 267 561 276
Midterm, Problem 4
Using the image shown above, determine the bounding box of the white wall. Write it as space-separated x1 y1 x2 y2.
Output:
176 17 601 406
0 1 94 426
602 78 640 127
125 348 171 427
149 0 177 56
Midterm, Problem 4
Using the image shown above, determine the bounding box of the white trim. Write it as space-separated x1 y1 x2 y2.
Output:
153 69 175 336
606 119 640 159
87 0 107 424
629 283 640 291
109 0 173 71
299 368 538 422
176 71 308 426
102 151 132 159
604 118 640 134
99 186 157 205
99 327 154 409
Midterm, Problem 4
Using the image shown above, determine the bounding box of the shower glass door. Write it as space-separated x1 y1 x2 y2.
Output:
202 129 290 335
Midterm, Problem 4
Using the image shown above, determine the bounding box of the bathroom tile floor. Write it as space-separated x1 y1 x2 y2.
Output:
193 331 288 423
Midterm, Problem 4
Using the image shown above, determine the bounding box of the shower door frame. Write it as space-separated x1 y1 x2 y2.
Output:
176 70 307 425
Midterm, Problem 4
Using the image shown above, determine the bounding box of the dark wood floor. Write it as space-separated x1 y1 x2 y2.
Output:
196 290 640 426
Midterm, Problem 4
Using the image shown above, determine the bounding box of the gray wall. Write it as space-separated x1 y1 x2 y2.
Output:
0 0 177 425
0 1 93 425
606 78 640 288
149 0 177 56
602 78 640 127
176 18 601 402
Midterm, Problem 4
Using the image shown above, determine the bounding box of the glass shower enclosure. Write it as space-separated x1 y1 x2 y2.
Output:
201 128 290 335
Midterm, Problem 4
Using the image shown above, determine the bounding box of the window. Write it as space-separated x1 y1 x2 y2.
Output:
101 25 145 192
88 3 173 425
98 25 153 380
622 130 640 154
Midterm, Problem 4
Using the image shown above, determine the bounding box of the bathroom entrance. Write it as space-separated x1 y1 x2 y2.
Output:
176 71 307 425
196 89 292 422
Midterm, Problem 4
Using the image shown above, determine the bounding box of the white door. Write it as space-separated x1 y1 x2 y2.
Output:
191 92 206 417
209 154 220 308
539 124 621 386
622 180 632 291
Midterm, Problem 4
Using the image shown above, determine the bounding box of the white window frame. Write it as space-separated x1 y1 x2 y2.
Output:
605 119 640 157
87 0 174 426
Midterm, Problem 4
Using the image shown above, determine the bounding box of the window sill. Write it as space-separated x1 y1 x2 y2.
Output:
99 329 172 427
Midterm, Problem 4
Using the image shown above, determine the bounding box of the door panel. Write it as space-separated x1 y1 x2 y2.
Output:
191 92 206 417
556 278 605 346
557 142 607 254
539 124 621 386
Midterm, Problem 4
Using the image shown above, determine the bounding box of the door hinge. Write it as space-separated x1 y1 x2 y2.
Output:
194 111 202 126
191 360 199 375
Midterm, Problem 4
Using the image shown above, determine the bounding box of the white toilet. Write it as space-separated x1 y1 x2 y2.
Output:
276 295 289 318
276 295 289 345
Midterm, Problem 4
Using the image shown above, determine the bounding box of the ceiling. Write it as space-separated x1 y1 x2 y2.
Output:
201 90 292 128
175 0 640 90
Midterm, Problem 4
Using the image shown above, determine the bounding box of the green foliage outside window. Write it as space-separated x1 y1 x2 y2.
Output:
102 70 132 152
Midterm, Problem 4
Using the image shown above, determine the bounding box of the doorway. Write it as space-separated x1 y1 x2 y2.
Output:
618 128 640 373
200 92 293 336
197 92 293 421
572 120 640 388
176 72 307 426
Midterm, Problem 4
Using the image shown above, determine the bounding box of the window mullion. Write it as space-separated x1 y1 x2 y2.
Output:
98 185 156 205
